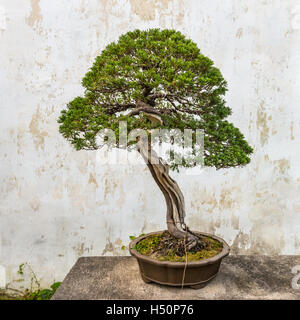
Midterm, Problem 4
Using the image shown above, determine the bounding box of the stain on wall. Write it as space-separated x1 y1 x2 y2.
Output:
256 101 270 146
129 0 172 21
26 0 42 27
29 106 49 151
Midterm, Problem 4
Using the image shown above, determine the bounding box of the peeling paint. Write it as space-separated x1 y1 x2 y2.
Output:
290 121 295 140
219 189 236 209
3 175 18 193
102 237 124 255
29 107 48 151
273 159 290 175
26 0 42 27
236 28 243 39
129 0 173 21
256 101 270 146
73 242 90 256
88 172 98 187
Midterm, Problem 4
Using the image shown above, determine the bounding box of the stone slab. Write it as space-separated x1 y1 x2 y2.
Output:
52 255 300 300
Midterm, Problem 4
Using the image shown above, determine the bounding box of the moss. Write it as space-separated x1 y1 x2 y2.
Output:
134 233 223 262
134 234 163 256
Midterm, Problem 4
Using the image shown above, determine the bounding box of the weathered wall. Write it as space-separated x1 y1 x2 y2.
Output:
0 0 300 289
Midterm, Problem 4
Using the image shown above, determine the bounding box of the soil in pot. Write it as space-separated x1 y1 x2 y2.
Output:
133 230 223 262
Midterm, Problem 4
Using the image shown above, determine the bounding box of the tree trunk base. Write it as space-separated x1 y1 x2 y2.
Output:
167 223 205 251
137 135 200 251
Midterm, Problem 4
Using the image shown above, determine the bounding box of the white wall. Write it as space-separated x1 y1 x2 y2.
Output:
0 0 300 289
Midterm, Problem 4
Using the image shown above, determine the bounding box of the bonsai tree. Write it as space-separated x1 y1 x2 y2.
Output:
58 29 253 250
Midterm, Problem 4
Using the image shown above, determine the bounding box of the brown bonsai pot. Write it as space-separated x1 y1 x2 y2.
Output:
129 230 230 289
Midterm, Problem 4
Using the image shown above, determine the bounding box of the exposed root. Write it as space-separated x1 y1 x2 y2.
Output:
151 231 207 257
134 231 223 262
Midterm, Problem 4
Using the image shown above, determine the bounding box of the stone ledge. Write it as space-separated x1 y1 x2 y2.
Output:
52 255 300 300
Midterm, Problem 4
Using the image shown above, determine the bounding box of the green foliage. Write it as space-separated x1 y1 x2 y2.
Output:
134 233 223 262
129 233 145 241
133 234 162 255
0 282 61 300
17 263 25 275
1 263 62 300
22 282 61 300
58 28 253 169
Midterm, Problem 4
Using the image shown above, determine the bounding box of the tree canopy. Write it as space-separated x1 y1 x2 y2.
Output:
58 28 253 170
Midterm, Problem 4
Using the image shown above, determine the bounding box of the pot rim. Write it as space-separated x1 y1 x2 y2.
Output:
129 230 230 268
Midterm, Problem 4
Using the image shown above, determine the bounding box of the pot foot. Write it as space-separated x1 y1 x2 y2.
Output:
189 282 207 290
140 273 152 283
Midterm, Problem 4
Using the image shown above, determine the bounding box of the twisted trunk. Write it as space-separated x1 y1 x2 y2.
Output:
137 139 201 250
